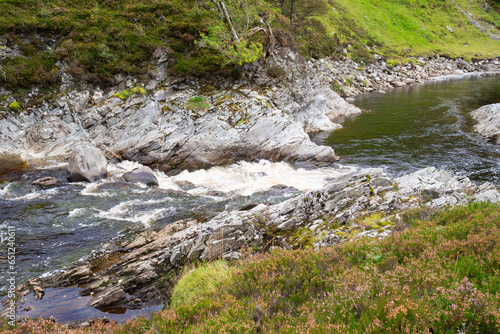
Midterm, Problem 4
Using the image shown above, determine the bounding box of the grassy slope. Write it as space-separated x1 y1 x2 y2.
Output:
318 0 500 61
1 0 499 92
3 203 500 333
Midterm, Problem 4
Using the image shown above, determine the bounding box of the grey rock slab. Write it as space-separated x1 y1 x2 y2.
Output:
471 103 500 144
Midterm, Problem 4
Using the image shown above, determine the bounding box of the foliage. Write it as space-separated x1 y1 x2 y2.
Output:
8 102 20 112
0 0 499 89
113 87 145 100
131 86 146 95
197 0 264 67
113 90 130 100
266 65 286 78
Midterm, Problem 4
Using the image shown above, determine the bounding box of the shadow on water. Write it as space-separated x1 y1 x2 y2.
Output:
317 74 500 184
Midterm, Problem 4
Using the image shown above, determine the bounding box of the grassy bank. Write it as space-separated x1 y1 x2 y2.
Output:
2 202 500 333
1 0 499 91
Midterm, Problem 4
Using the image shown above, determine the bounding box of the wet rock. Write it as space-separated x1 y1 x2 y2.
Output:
471 103 500 144
67 145 108 182
90 286 127 310
123 165 158 186
32 176 59 188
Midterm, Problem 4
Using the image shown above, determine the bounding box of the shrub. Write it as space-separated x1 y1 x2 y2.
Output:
8 101 20 112
114 90 130 100
131 86 146 95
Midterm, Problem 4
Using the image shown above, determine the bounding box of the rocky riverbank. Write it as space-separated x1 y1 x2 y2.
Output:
1 48 499 173
10 165 499 324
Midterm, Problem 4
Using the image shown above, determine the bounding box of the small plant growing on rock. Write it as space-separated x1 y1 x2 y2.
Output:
8 101 21 112
114 90 131 100
185 96 210 113
131 86 146 95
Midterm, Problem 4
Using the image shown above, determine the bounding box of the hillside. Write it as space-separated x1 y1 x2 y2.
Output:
1 0 499 91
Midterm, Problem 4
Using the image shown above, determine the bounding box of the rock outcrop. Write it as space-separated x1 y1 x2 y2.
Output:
2 50 498 173
67 145 108 182
471 103 500 144
123 165 158 186
21 167 499 314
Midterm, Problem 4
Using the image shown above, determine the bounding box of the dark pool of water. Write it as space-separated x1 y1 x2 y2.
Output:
318 74 500 184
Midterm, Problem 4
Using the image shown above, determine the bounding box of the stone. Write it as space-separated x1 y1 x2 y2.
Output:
32 177 59 188
90 286 127 309
471 103 500 144
123 165 158 186
67 145 108 182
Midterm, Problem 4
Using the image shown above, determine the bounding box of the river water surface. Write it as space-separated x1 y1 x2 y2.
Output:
319 74 500 183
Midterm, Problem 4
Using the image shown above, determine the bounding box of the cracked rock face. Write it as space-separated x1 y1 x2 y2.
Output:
21 167 499 314
471 103 500 144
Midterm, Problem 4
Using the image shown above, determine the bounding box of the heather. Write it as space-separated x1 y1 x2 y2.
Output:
3 202 500 333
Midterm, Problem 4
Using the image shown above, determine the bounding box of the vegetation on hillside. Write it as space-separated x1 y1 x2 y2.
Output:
0 0 499 91
2 202 500 333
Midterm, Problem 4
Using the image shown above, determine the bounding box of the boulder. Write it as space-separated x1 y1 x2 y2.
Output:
471 103 500 144
123 165 158 186
67 145 107 182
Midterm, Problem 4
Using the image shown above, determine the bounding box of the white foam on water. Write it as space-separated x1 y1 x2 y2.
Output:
68 208 88 218
9 187 60 201
80 180 111 197
109 160 144 174
0 183 14 199
97 198 175 227
171 160 357 197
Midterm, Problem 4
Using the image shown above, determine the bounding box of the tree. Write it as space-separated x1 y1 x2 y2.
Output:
269 0 328 26
197 0 264 67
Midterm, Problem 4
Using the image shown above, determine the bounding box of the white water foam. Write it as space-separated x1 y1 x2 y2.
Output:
9 187 60 201
169 160 357 197
68 208 89 218
0 183 14 199
81 180 111 197
97 198 175 227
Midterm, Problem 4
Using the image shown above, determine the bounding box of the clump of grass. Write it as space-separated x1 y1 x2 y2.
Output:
170 260 235 308
185 96 210 112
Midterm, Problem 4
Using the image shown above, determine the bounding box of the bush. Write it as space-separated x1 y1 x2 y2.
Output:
8 101 20 112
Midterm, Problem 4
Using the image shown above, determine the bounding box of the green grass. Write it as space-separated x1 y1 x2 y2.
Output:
170 260 236 308
317 0 500 61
